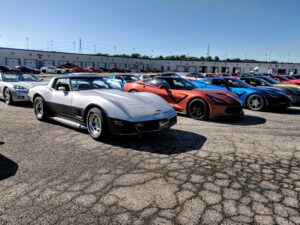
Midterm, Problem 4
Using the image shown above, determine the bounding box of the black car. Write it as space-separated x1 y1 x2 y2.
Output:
15 66 41 74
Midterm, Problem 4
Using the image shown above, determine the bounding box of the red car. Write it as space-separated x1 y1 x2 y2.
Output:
274 76 300 85
87 67 104 73
123 76 243 120
72 67 93 73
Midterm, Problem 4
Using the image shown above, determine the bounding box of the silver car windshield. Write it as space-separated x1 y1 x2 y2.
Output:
2 73 39 82
70 77 112 91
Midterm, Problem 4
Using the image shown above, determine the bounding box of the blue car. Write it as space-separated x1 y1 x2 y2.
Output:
193 77 292 111
104 74 139 88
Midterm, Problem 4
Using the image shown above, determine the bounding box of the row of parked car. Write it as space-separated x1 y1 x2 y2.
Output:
0 64 162 75
0 71 299 140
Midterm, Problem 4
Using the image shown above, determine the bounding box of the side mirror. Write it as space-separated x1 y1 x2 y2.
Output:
38 78 44 81
58 86 67 92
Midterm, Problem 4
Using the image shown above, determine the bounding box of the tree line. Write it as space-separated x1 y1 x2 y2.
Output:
95 53 279 64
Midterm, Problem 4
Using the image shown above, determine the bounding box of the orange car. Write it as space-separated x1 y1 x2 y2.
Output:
123 76 244 120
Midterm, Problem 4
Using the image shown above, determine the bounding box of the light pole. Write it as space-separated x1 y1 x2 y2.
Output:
26 37 29 50
50 40 53 51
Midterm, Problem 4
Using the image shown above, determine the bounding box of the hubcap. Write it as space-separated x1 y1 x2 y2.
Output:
35 100 43 118
189 101 205 119
88 113 102 137
4 89 10 103
249 96 263 110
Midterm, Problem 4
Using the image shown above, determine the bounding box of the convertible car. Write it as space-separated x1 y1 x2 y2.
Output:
273 75 300 85
257 76 300 90
193 77 292 111
105 74 139 88
0 72 45 105
240 77 300 104
28 74 177 140
123 76 243 120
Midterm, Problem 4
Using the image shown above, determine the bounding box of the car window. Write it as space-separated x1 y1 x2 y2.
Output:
2 74 19 82
212 79 228 87
115 75 122 80
148 79 170 89
226 79 250 88
70 77 111 91
122 75 138 81
22 74 38 81
164 78 196 90
54 78 70 91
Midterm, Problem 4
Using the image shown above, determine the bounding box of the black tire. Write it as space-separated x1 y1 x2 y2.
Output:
4 88 13 105
187 98 209 120
33 96 48 121
129 89 138 93
86 108 108 140
42 70 47 73
57 70 61 74
246 94 265 111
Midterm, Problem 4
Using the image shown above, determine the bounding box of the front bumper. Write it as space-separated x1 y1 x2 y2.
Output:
289 94 300 104
11 90 30 102
107 115 177 136
266 96 292 108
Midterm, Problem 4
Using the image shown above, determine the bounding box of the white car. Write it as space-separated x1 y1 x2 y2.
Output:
28 74 177 140
40 66 66 74
0 73 46 105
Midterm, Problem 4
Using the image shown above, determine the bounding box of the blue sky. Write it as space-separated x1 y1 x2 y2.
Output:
0 0 299 62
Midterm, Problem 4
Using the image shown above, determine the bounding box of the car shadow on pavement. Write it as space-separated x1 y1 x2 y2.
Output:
103 129 207 155
268 107 300 115
0 144 19 182
212 115 267 126
2 101 33 109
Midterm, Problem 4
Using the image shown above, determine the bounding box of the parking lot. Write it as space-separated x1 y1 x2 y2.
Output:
0 102 299 225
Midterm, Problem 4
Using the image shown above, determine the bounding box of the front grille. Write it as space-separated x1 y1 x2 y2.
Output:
135 120 160 132
225 106 243 114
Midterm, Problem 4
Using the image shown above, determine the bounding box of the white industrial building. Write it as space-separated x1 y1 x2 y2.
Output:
0 47 299 75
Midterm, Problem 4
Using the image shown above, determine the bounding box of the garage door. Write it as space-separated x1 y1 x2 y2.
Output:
24 59 37 69
108 63 116 69
119 63 126 69
176 66 185 72
188 66 197 73
5 58 20 68
98 63 106 68
128 64 135 69
85 62 94 68
43 60 55 67
73 61 83 67
58 61 67 66
138 64 144 71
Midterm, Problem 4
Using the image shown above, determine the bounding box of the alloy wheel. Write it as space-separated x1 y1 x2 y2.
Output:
88 113 102 137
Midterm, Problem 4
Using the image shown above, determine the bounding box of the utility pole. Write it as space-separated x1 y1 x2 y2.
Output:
288 53 290 63
94 45 97 54
207 44 210 57
79 38 82 54
50 40 53 51
73 42 76 52
26 37 29 50
268 50 272 62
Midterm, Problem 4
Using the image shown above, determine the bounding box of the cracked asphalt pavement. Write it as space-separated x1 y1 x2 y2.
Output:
0 102 299 225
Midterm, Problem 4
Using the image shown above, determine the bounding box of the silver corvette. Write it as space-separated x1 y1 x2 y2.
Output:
28 74 177 140
0 72 46 105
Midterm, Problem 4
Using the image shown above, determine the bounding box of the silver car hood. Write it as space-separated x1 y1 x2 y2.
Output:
15 82 47 89
77 89 174 119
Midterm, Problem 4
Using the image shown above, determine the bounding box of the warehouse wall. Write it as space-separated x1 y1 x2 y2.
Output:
0 47 299 75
